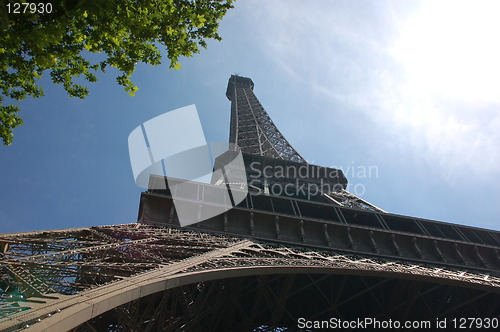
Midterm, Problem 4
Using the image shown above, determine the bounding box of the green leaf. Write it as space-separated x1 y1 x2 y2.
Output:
0 0 235 145
0 104 24 146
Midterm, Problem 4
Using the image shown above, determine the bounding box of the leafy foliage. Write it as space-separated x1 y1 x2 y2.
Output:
0 0 234 145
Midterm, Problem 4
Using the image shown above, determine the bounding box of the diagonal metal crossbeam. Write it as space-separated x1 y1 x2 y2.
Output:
6 238 158 262
0 239 255 331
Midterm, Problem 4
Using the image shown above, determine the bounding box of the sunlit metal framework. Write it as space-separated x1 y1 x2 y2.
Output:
227 75 306 163
1 201 500 331
1 75 500 331
226 74 384 213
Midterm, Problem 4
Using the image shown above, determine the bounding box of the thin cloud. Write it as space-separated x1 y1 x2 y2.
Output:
239 0 500 185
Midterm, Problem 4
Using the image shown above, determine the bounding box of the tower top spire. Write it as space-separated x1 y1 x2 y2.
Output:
226 75 254 100
226 74 306 163
225 74 385 212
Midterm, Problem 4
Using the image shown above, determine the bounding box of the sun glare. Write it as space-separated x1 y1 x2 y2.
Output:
390 0 500 102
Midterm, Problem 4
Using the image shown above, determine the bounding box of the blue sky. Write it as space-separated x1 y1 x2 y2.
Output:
1 0 499 233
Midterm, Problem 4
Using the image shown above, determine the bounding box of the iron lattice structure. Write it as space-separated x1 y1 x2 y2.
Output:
1 75 500 331
227 75 306 163
226 75 384 213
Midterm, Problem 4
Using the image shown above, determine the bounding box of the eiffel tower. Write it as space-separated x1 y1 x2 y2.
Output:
1 75 500 331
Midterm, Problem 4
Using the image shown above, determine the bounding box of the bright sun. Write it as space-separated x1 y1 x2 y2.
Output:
390 0 500 102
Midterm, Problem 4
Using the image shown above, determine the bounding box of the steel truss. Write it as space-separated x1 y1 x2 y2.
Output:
325 190 386 213
226 75 385 212
1 223 499 331
227 75 306 163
